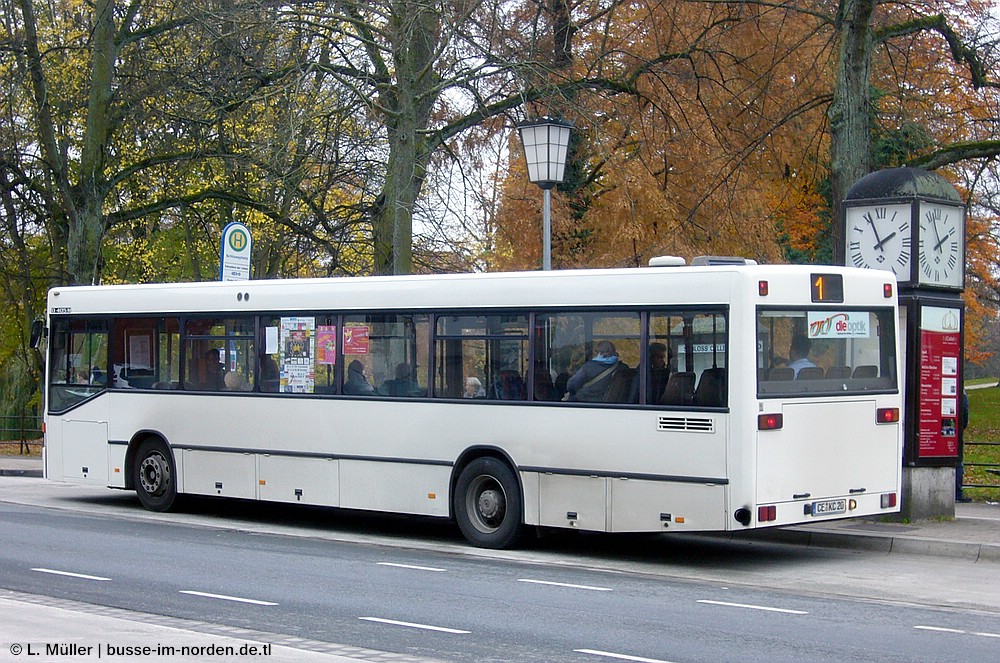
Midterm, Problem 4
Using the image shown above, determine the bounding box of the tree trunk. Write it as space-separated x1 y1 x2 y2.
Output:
371 0 440 276
828 0 876 265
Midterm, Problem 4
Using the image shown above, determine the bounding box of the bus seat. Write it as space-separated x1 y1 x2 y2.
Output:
852 365 878 378
659 371 695 406
768 367 794 381
694 367 727 407
491 369 526 400
604 364 638 404
796 366 825 380
825 366 851 380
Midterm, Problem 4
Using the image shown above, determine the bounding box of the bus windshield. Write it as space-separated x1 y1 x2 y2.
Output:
757 307 897 396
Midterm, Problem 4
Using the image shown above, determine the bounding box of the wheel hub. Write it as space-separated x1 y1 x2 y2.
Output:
139 454 168 496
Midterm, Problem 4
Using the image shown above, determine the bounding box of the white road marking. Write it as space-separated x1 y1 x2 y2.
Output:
914 625 966 634
377 562 446 572
575 648 676 663
517 578 613 592
358 617 470 634
915 626 1000 638
31 568 110 581
697 599 808 615
179 590 278 606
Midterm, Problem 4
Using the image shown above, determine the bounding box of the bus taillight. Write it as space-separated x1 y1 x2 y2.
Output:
758 280 769 296
758 413 783 430
757 505 776 522
876 407 900 424
881 493 898 509
884 282 894 298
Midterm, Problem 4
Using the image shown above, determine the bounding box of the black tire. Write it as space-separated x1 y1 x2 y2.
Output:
454 457 523 549
133 439 177 512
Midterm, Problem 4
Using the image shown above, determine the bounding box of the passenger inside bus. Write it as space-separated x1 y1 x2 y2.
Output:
345 360 375 395
381 362 422 396
647 342 671 403
787 334 817 378
463 377 486 399
567 341 627 402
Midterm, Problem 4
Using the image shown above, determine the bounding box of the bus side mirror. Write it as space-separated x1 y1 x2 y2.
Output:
29 319 45 349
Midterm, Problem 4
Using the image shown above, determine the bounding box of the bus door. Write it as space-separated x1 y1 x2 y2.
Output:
47 318 111 484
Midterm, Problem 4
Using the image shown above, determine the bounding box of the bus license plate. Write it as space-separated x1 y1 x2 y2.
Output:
811 499 847 516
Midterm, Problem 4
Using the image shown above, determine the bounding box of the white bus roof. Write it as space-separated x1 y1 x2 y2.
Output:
47 264 895 316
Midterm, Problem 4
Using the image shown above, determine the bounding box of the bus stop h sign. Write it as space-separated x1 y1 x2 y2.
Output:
220 222 252 281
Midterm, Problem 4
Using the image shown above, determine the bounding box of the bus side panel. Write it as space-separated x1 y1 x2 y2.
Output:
108 443 127 488
179 449 257 499
537 474 608 530
610 480 728 532
258 455 339 507
339 460 450 517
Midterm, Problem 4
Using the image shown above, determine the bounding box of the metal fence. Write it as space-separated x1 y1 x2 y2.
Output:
963 441 1000 490
0 414 42 453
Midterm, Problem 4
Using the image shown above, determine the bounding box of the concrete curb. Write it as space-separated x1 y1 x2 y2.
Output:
0 468 43 478
740 526 1000 562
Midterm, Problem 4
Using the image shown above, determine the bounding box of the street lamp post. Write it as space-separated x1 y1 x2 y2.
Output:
517 118 573 270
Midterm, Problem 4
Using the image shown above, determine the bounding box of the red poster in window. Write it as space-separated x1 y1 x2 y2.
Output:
343 326 370 355
917 306 961 458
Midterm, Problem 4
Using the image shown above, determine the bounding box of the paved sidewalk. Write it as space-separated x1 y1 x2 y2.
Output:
2 454 998 562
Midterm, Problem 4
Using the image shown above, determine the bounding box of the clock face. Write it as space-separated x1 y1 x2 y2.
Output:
845 203 912 278
918 202 964 288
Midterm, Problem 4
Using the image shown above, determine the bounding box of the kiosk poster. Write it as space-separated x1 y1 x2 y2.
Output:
917 306 961 458
279 317 315 393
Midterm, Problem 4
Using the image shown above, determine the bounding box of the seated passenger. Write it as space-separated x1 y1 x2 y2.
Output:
463 377 486 399
223 371 250 391
647 342 671 402
566 340 624 402
381 362 422 396
345 359 375 395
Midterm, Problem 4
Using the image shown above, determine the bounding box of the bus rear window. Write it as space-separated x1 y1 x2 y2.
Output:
757 308 897 396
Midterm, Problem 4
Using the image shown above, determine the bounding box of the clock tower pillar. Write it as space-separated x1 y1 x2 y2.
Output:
844 168 966 520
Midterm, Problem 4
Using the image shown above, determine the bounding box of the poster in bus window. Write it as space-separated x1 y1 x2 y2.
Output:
279 317 315 393
316 326 337 365
917 306 961 458
343 325 370 355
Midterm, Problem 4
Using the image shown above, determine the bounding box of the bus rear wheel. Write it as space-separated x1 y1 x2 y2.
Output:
454 457 523 549
133 439 177 512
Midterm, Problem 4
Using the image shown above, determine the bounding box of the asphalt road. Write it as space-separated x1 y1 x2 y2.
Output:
2 484 999 662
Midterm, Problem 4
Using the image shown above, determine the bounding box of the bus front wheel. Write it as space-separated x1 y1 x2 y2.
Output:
454 457 523 549
133 439 177 512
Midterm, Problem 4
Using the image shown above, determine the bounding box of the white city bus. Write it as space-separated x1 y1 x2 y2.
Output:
40 261 903 548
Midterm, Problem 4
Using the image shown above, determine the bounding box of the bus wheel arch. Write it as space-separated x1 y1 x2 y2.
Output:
452 448 524 549
128 433 178 512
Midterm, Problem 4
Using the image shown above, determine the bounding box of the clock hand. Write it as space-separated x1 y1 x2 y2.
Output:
930 218 943 252
866 216 884 247
873 231 897 251
934 228 953 253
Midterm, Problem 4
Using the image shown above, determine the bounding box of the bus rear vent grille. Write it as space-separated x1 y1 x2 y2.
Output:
658 417 715 433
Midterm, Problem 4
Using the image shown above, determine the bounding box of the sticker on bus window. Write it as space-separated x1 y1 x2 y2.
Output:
317 326 337 364
343 325 370 355
807 312 870 339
